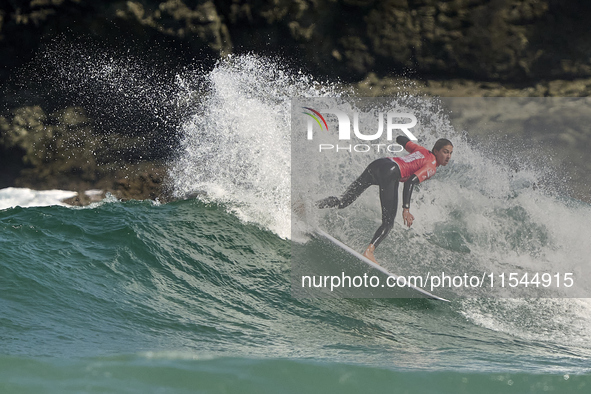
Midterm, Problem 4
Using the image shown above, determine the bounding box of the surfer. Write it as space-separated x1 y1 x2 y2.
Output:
316 136 453 264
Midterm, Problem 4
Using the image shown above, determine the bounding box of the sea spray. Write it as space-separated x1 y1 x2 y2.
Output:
290 95 591 353
20 43 591 366
30 37 183 162
3 47 591 389
170 54 342 238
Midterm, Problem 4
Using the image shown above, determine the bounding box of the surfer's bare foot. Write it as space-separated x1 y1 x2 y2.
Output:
363 244 379 265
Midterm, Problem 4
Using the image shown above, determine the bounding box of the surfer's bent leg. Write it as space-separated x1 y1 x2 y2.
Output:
315 174 371 208
316 159 383 209
369 161 401 248
316 158 400 210
369 178 399 248
334 170 374 208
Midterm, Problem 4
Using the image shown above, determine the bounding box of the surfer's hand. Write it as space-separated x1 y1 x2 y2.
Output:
402 209 414 227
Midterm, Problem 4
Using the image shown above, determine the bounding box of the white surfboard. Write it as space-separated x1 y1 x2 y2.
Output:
315 229 449 302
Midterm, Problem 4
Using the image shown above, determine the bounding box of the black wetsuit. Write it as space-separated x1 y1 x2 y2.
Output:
316 136 422 248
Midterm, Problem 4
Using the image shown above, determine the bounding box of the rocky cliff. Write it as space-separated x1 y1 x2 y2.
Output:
3 0 591 86
1 0 590 202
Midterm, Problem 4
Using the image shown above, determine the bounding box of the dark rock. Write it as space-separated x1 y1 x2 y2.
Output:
2 0 591 205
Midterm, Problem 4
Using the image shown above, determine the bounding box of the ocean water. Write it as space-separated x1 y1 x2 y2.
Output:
2 54 591 393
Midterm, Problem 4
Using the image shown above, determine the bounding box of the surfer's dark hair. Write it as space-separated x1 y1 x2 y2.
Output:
432 138 453 152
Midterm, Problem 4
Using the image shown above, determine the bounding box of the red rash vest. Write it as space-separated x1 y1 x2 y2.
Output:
391 141 437 182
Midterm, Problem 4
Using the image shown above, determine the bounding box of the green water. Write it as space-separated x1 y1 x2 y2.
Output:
1 199 590 392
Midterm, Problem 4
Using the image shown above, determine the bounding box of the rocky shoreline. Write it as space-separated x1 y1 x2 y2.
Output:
3 75 591 206
1 1 590 205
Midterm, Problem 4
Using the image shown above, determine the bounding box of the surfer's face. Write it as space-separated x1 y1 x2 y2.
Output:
434 144 453 166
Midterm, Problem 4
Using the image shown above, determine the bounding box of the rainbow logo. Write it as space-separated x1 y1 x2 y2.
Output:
302 107 328 131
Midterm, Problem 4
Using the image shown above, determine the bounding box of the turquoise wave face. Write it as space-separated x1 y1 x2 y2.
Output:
1 199 591 378
4 45 590 392
0 199 291 358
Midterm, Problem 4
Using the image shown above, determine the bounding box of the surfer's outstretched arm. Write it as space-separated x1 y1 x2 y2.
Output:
402 208 414 227
401 175 419 227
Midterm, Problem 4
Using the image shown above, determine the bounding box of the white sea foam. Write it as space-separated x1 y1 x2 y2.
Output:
167 54 591 351
170 54 341 239
0 187 77 210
